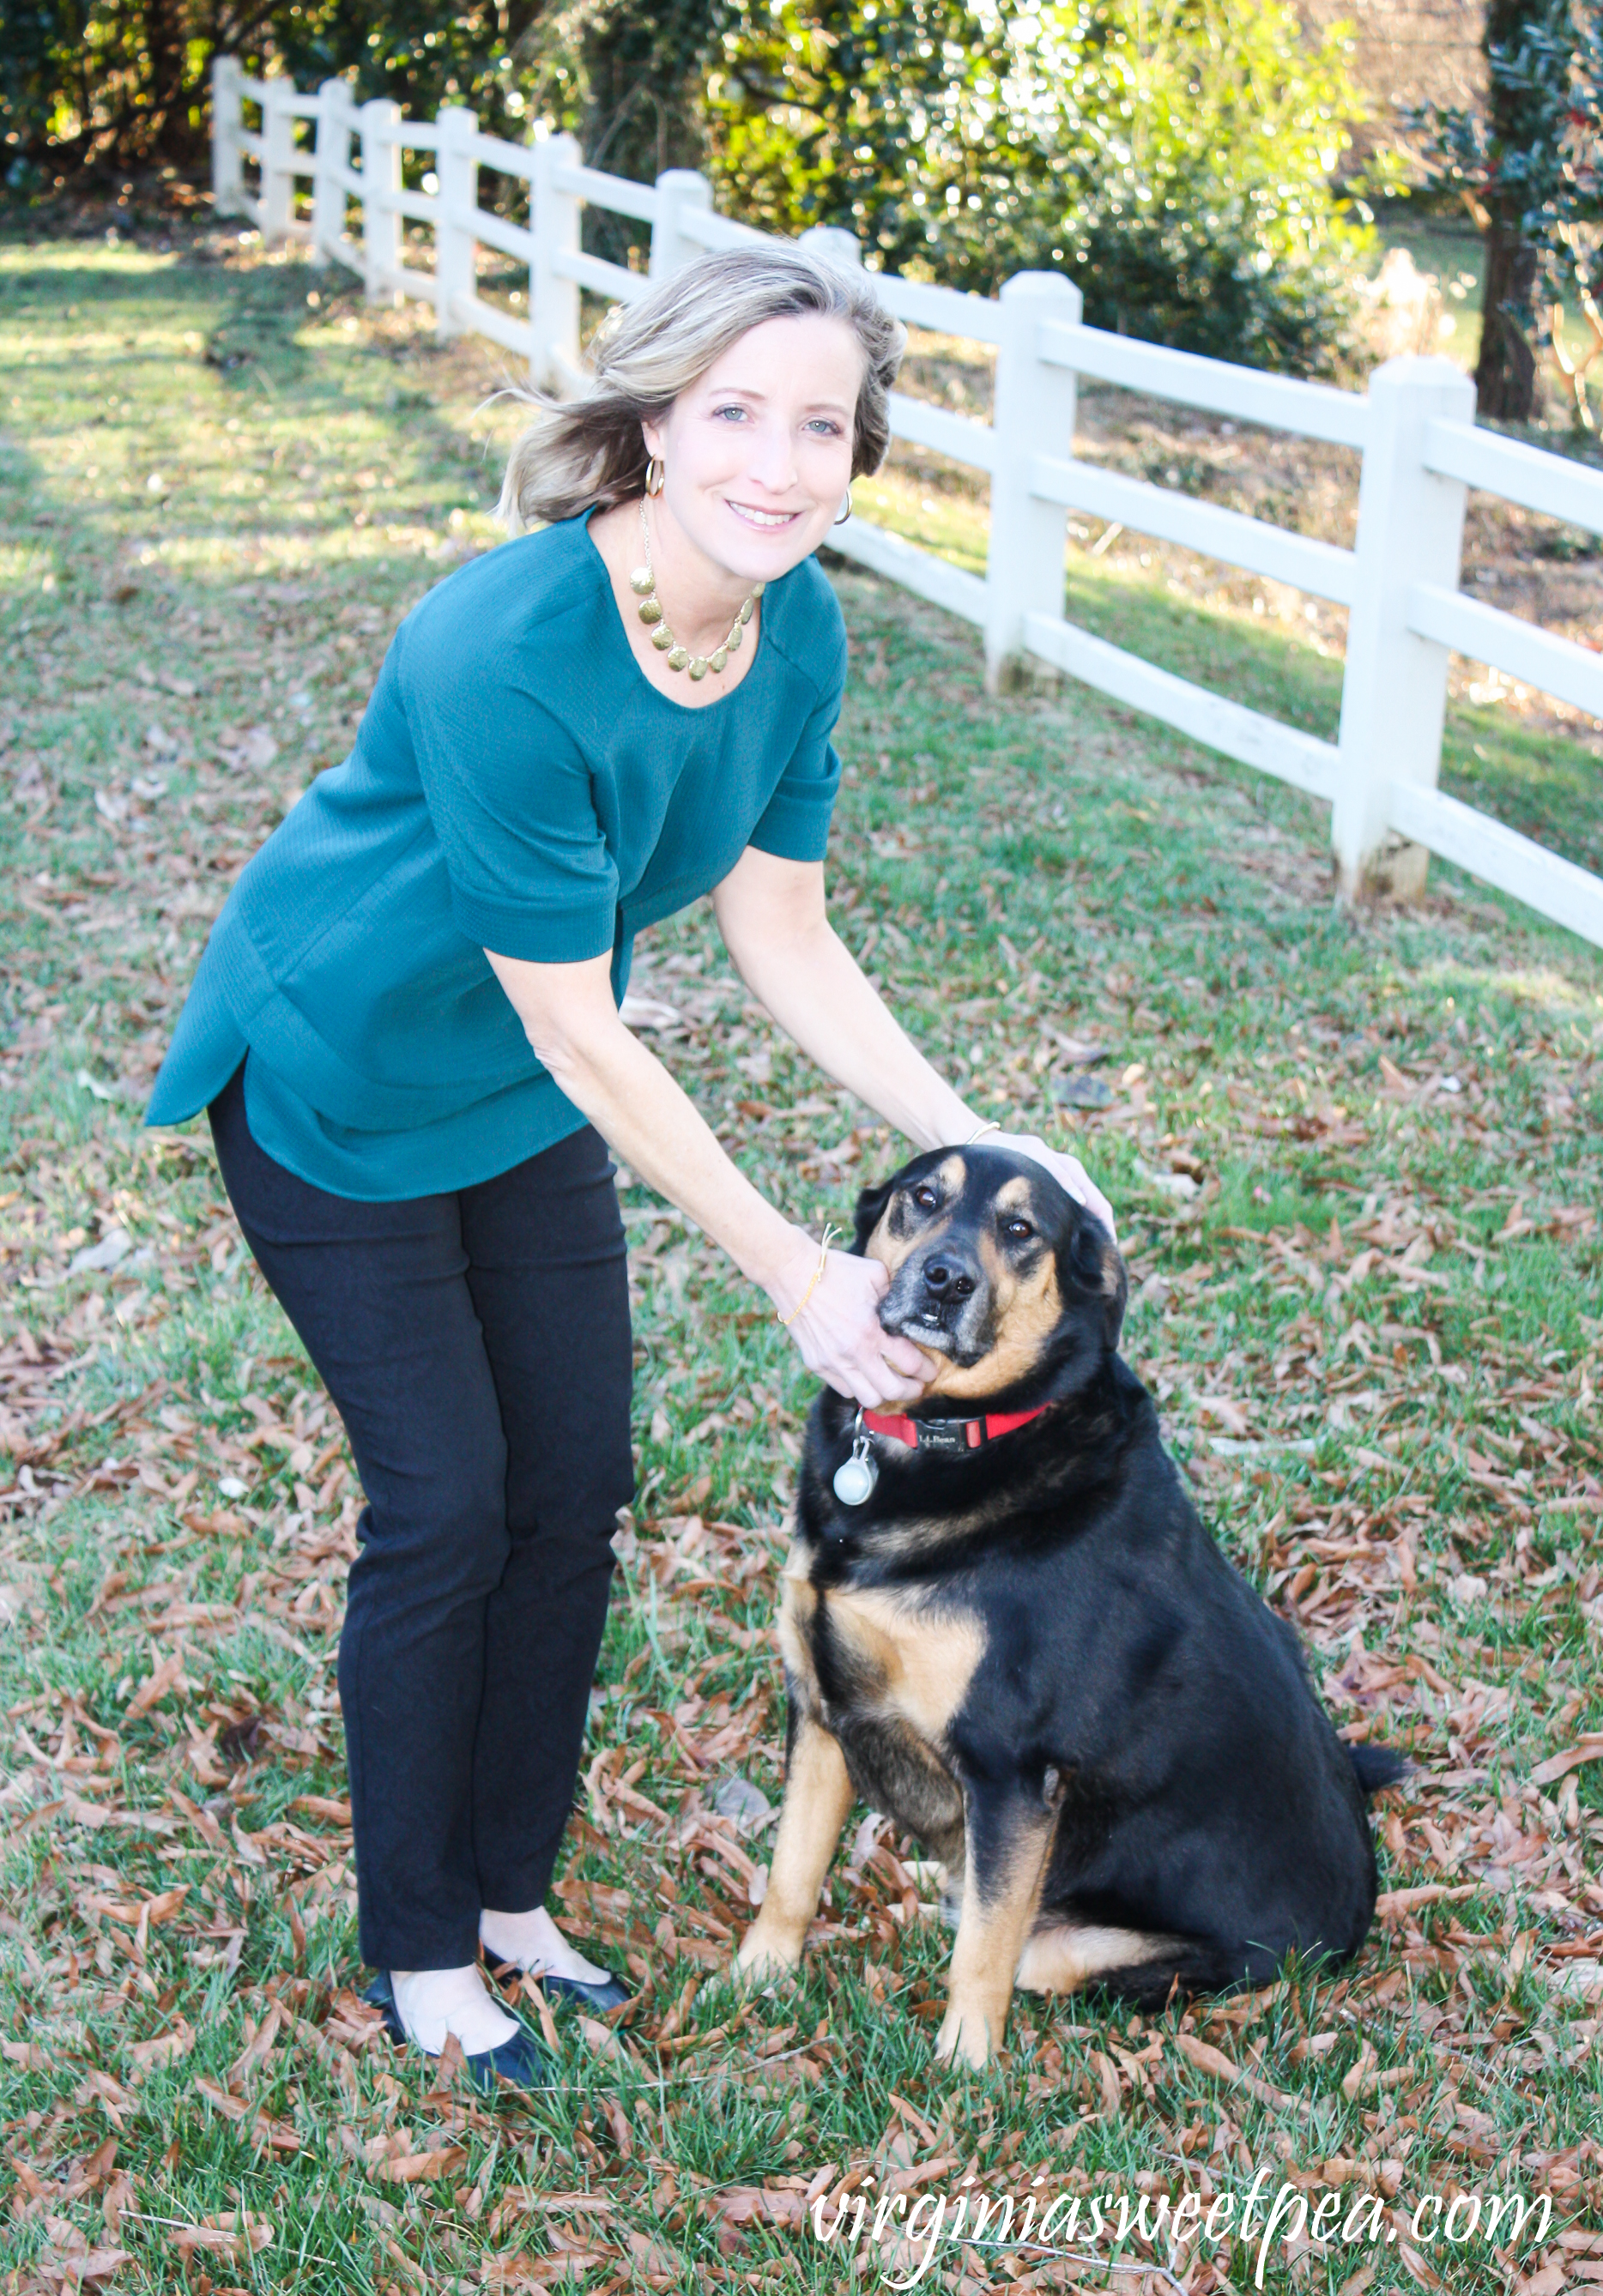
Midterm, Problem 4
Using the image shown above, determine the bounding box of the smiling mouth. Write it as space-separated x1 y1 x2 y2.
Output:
880 1302 957 1352
726 501 802 529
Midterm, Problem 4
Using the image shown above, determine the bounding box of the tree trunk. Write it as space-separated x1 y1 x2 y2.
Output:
1476 220 1541 420
579 0 713 265
1475 0 1546 422
139 0 187 161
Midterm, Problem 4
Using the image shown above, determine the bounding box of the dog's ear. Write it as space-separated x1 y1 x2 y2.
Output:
1100 1246 1129 1350
851 1175 897 1257
1068 1211 1128 1350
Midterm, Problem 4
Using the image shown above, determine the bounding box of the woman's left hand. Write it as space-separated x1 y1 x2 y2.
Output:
986 1131 1117 1245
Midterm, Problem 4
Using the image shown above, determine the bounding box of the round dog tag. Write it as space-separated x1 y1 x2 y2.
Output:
833 1451 878 1507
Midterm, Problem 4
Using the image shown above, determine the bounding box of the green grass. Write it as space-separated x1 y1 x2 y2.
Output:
1055 555 1603 885
862 430 1603 889
3 219 1603 2296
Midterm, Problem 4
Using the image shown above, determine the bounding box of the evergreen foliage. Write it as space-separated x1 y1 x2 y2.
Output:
704 0 1370 372
3 0 1373 375
1406 0 1603 421
0 0 548 185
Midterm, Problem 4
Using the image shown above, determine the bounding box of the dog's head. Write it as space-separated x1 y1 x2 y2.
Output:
852 1145 1126 1405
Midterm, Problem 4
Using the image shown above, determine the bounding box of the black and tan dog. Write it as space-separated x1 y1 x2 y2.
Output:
737 1145 1402 2068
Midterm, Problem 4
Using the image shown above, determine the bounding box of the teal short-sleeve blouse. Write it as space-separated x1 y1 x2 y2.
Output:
144 511 848 1200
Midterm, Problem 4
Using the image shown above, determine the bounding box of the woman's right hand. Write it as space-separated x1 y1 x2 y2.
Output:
769 1230 936 1408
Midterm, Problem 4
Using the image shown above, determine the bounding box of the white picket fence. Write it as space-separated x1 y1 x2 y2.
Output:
211 58 1603 950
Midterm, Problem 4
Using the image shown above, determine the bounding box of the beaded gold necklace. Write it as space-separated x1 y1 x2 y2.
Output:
629 503 763 681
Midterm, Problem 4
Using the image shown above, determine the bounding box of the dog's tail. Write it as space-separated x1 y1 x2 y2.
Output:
1347 1743 1409 1797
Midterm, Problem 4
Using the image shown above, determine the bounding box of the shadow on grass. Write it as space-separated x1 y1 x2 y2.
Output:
0 228 506 614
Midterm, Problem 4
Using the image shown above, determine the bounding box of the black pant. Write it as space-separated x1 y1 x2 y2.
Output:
209 1064 633 1971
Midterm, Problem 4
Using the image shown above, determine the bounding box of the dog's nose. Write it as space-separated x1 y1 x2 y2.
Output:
922 1254 976 1300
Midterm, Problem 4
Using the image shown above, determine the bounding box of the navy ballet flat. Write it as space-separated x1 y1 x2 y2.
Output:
363 1973 551 2094
481 1950 632 2015
530 1968 632 2015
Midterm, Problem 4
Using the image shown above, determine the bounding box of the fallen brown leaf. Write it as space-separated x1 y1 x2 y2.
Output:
1530 1736 1603 1787
1171 2029 1302 2112
126 2017 196 2078
1373 1883 1479 1918
124 1651 184 1721
377 2146 469 2185
292 1792 354 1824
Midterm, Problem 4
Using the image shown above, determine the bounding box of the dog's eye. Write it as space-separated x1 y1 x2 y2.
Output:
911 1185 939 1211
1004 1217 1034 1241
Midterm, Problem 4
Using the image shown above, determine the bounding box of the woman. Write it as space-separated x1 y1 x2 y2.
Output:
146 245 1111 2088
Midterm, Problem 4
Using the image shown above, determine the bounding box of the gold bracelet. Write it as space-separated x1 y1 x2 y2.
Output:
966 1118 1002 1145
776 1223 840 1327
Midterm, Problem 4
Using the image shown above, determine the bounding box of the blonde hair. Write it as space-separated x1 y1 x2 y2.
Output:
498 244 906 533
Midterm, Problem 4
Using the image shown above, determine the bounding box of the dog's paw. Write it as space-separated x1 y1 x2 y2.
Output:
934 2002 995 2070
735 1924 803 1985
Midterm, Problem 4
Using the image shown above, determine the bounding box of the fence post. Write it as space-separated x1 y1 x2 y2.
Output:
259 79 296 248
984 271 1081 693
310 80 350 267
519 144 540 378
435 106 479 341
798 224 862 269
650 168 712 277
1333 354 1475 901
211 57 245 218
531 130 582 388
360 98 402 309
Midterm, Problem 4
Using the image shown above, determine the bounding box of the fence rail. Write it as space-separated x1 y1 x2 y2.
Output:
209 58 1603 951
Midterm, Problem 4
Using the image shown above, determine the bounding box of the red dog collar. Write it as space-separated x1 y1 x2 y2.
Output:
862 1405 1048 1453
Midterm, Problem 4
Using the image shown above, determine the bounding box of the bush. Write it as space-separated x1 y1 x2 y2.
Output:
707 0 1373 374
5 0 1370 376
0 0 548 186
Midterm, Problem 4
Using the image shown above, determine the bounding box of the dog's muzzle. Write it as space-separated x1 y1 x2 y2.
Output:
879 1244 989 1361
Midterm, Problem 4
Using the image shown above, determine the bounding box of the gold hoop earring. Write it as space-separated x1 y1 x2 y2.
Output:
833 488 853 526
645 456 665 497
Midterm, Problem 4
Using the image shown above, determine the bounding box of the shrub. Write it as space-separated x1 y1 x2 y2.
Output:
707 0 1374 375
5 0 1372 378
0 0 549 186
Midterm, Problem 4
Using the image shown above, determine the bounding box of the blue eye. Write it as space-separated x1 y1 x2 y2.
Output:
806 418 844 437
712 404 749 421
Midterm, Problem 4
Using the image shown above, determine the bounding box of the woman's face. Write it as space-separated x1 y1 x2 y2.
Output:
642 312 863 584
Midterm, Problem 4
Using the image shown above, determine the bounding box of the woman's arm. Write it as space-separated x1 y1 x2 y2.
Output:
715 847 971 1151
712 847 1115 1236
485 947 936 1408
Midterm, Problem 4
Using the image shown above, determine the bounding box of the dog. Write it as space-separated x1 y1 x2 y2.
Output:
737 1145 1403 2068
